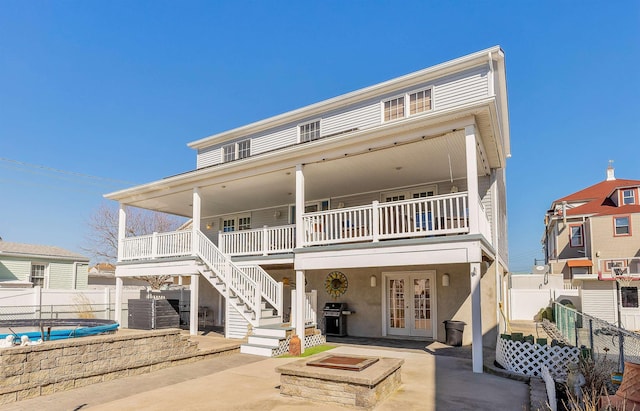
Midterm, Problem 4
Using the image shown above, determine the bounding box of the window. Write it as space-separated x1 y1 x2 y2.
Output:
222 215 251 232
622 189 636 205
30 264 45 287
299 120 321 142
621 287 639 308
409 89 432 115
383 97 405 122
569 224 584 247
222 139 251 162
614 216 631 236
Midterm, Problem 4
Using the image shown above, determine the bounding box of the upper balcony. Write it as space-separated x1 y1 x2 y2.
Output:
120 191 492 262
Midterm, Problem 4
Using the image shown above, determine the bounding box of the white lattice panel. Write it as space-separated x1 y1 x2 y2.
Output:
496 338 580 381
272 333 327 357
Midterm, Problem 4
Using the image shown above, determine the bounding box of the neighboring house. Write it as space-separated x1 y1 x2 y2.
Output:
87 263 150 289
105 46 510 372
543 165 640 329
0 241 89 289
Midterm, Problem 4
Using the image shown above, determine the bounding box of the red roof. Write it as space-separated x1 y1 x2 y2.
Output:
554 178 640 217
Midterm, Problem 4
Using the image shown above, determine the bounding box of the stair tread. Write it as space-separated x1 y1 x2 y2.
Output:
241 343 277 349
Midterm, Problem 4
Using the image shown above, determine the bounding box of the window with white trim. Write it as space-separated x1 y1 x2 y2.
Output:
569 224 584 247
222 215 251 232
623 189 636 205
30 264 45 287
222 218 236 232
383 97 405 122
299 120 321 142
409 89 432 115
614 216 631 236
222 139 251 163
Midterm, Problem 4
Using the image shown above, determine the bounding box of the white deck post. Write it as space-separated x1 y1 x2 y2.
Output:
465 125 480 235
295 269 306 353
190 273 200 335
470 262 483 373
115 277 123 326
118 203 126 262
192 187 201 255
295 165 305 248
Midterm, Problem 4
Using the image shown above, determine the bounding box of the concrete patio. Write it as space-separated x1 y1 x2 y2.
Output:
6 331 531 411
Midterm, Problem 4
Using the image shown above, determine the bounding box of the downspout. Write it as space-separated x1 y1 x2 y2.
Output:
72 262 78 289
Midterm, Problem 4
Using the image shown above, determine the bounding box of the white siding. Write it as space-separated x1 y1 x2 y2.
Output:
48 262 73 289
581 281 617 324
226 300 251 339
434 65 489 111
195 64 490 169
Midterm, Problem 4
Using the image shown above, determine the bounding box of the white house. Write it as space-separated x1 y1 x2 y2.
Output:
105 46 511 373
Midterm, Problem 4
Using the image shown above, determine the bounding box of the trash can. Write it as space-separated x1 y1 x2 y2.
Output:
443 320 466 346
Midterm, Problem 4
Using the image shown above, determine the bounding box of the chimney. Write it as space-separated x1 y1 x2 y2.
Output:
606 161 616 181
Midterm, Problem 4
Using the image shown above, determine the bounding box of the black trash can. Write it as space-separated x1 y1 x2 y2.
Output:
443 320 466 346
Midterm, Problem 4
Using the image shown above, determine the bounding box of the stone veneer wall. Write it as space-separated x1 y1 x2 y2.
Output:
0 329 234 404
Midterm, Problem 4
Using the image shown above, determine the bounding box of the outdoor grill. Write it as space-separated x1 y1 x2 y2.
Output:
323 302 348 337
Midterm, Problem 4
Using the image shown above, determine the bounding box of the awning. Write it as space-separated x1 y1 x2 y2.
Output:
567 260 593 268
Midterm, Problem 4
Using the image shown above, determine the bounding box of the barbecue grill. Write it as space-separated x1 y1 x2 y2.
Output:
323 302 348 336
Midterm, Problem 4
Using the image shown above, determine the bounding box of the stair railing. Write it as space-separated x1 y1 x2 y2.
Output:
237 265 283 317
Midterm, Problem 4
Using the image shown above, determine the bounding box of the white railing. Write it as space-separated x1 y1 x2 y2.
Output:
237 265 283 316
290 289 317 326
302 192 471 246
219 225 295 256
597 257 640 280
121 230 193 261
196 231 261 323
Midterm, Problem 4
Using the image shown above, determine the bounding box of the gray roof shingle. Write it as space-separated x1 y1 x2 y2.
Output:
0 241 88 261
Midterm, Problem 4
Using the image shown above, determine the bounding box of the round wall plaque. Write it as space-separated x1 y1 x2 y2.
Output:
325 271 348 299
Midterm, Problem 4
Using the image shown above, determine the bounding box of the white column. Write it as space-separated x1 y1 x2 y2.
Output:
190 274 200 335
295 165 305 248
115 277 123 326
295 269 306 353
470 262 483 373
192 187 202 255
118 203 127 261
465 125 480 234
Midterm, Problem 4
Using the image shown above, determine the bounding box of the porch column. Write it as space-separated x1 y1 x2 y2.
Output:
295 165 305 248
465 125 480 235
117 203 127 262
470 262 483 373
115 277 123 326
192 187 202 255
295 269 306 353
190 273 200 335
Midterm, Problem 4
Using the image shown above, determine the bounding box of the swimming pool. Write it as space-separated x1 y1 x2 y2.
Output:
0 318 119 342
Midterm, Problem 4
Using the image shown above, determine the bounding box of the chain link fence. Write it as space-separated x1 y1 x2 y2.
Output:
553 301 640 372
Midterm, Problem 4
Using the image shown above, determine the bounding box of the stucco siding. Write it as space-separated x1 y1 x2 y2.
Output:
590 214 640 261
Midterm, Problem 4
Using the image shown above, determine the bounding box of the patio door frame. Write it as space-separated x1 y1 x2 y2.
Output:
381 270 437 339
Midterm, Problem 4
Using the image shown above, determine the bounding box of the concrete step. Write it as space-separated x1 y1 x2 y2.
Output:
240 343 275 357
247 335 280 348
258 316 281 326
252 324 290 338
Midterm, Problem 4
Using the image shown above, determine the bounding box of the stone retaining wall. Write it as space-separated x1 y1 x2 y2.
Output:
0 329 235 404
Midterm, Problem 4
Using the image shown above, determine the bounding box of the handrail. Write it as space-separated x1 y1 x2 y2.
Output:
196 231 261 323
237 264 283 317
220 224 295 256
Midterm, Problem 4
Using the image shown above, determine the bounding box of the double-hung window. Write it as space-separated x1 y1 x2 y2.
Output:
222 215 251 232
299 120 321 142
569 224 584 247
622 189 636 205
383 87 433 123
614 216 631 236
30 264 45 287
222 139 251 163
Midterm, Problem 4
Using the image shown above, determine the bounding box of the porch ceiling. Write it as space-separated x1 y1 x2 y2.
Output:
123 131 486 218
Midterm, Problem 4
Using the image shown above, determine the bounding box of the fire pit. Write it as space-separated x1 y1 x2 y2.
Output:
276 354 403 408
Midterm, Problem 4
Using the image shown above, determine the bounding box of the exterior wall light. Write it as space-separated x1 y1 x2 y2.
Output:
370 274 377 288
442 273 450 287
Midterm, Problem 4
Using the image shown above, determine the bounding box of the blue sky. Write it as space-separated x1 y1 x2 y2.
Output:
1 1 638 271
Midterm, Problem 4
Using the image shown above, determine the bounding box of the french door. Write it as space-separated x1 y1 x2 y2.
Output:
384 271 436 337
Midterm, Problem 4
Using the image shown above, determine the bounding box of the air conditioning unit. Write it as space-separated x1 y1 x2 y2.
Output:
532 265 549 275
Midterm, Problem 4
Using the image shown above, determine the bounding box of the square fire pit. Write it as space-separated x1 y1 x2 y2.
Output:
276 354 403 409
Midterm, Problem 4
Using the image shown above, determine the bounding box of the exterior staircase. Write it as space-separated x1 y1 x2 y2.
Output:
240 323 323 357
